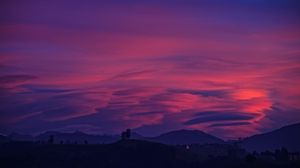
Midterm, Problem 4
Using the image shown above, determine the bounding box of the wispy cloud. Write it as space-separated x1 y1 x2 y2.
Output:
0 0 299 139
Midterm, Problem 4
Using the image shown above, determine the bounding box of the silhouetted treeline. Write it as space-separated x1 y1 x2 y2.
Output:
0 140 299 168
121 129 131 140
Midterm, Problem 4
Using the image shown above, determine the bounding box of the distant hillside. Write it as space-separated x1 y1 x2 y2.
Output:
148 129 224 145
242 123 300 152
33 130 223 145
9 132 34 142
35 131 119 144
4 122 300 152
0 135 9 144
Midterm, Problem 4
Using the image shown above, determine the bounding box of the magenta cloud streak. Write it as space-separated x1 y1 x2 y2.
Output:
0 0 300 139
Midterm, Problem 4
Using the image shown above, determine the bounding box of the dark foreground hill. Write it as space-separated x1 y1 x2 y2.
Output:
1 140 299 168
242 123 300 152
0 140 196 168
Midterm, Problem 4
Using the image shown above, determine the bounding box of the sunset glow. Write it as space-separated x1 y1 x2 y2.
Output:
1 0 300 139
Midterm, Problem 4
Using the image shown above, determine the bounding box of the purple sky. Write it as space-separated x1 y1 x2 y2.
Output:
1 0 300 139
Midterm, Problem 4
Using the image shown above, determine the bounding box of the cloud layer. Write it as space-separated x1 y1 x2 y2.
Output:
1 0 300 139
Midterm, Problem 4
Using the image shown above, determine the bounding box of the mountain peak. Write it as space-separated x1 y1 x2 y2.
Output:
151 129 224 145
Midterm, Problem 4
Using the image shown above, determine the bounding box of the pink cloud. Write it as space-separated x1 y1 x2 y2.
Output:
1 0 300 139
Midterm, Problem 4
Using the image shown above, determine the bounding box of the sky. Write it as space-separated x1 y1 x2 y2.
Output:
0 0 300 139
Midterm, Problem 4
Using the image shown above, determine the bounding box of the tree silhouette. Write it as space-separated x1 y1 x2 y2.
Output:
275 147 289 161
121 129 131 140
121 132 125 140
48 135 54 144
125 129 131 139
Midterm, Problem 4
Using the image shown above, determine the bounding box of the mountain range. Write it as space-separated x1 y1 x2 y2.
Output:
33 129 223 145
241 123 300 152
1 122 300 151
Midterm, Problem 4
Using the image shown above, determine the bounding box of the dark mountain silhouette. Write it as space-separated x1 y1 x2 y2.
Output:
33 129 222 145
148 129 224 145
242 123 300 152
9 132 34 142
131 132 145 139
0 134 9 144
3 122 300 151
35 131 119 144
1 139 298 168
1 124 300 168
0 140 198 168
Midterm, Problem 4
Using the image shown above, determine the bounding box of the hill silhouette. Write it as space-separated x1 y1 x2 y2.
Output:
35 130 119 144
242 123 300 152
9 132 34 142
1 123 300 152
34 129 223 145
1 139 299 168
149 129 224 145
0 139 198 168
0 135 9 144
